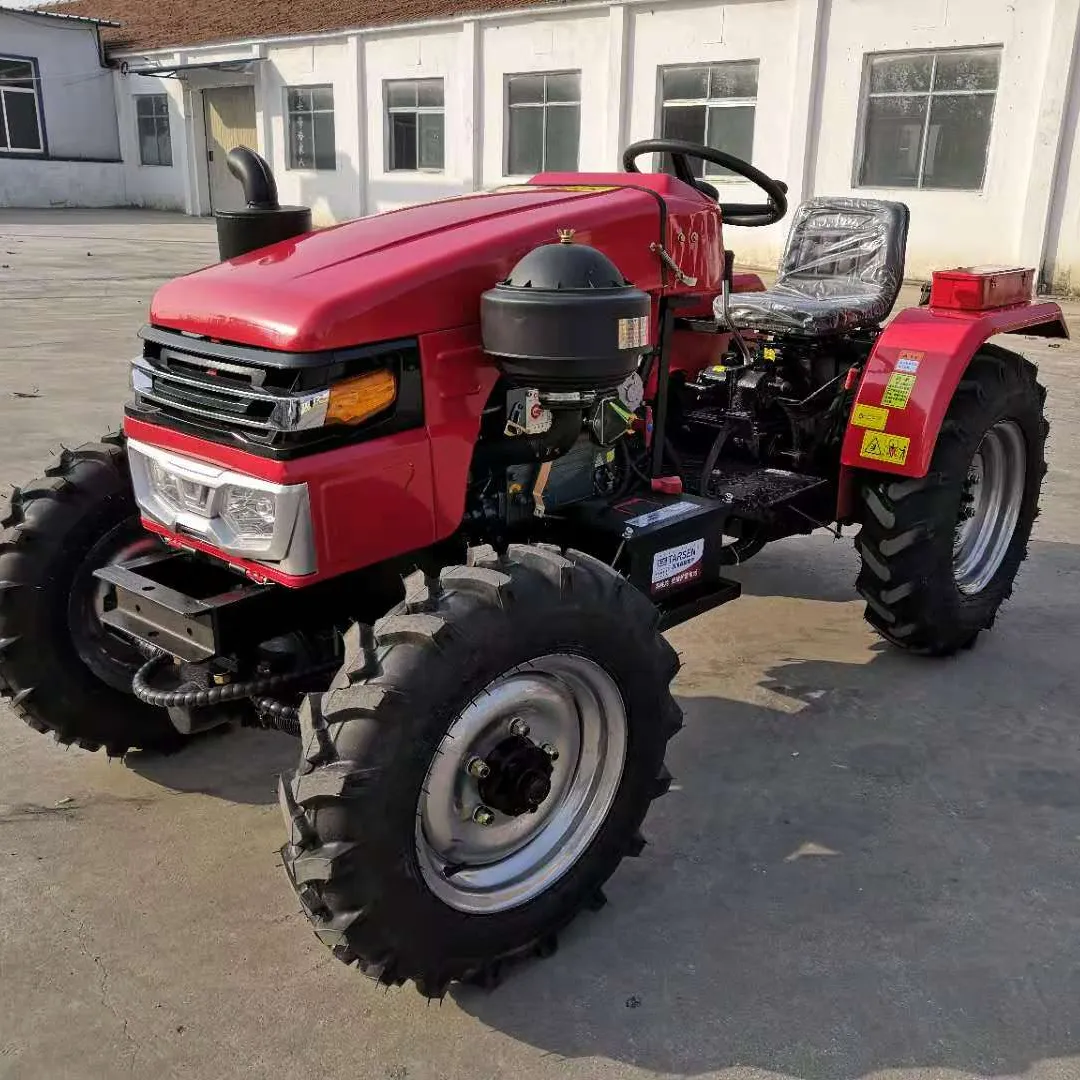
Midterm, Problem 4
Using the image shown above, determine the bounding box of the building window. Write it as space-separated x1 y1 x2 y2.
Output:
659 61 758 178
386 79 445 171
136 95 172 167
857 47 1001 190
506 71 580 175
0 56 44 154
286 86 336 170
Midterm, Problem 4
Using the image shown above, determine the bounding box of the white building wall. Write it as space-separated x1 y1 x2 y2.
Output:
261 38 364 225
0 158 125 207
812 0 1063 279
626 0 803 268
480 10 614 185
112 72 189 211
0 9 119 161
362 27 473 213
95 0 1080 288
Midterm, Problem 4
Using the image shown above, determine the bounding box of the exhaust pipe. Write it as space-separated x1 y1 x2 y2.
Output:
227 146 279 208
215 146 313 261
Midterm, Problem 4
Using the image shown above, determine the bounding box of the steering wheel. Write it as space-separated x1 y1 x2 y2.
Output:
622 139 788 228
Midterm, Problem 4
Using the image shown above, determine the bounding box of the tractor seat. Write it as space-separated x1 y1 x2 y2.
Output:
720 197 910 337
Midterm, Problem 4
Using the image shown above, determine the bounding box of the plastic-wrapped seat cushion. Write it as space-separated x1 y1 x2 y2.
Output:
719 197 910 337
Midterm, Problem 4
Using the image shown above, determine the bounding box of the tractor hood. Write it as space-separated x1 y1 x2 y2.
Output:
150 184 668 353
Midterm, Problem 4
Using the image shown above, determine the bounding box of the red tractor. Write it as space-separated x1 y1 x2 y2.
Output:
0 141 1065 995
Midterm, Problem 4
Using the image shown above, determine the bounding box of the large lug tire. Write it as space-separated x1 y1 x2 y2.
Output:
279 544 682 996
854 347 1047 656
0 434 186 755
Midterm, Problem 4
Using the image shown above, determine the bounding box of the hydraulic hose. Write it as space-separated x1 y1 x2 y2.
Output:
132 652 336 710
252 696 301 737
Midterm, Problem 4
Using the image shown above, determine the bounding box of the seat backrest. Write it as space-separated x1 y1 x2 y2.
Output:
775 197 910 306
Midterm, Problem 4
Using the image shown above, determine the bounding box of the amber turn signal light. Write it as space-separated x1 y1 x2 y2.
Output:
325 369 397 425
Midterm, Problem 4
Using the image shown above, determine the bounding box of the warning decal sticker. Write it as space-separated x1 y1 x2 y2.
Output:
618 315 650 350
652 538 705 593
851 403 889 431
860 429 911 466
881 372 917 409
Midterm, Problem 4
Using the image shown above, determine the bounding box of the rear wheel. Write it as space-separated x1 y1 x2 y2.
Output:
278 544 682 996
0 434 186 755
854 348 1047 655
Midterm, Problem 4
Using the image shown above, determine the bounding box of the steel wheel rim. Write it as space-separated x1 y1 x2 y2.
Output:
953 420 1027 595
415 654 627 914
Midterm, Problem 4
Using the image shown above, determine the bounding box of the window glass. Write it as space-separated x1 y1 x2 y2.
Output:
0 55 43 153
386 78 445 170
286 85 336 170
858 48 1000 190
507 105 544 174
136 94 171 166
506 72 580 174
544 105 580 171
659 61 759 178
923 94 995 188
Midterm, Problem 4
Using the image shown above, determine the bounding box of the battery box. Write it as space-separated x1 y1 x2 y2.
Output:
572 492 741 625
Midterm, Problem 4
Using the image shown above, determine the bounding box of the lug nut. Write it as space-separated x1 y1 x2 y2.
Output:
472 805 495 826
541 743 559 762
466 756 491 779
509 717 530 738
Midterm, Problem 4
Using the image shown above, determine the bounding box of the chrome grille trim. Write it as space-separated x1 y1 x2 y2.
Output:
130 354 330 433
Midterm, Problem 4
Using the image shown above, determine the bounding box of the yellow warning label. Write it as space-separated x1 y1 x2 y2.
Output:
860 429 911 466
882 372 917 409
762 347 778 362
851 403 889 431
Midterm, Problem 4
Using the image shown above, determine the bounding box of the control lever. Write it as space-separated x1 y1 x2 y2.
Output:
718 248 752 366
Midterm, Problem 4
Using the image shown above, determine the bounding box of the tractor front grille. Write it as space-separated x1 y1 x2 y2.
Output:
127 326 424 461
131 352 295 433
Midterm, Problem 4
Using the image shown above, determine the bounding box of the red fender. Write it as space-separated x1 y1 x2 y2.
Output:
836 301 1068 519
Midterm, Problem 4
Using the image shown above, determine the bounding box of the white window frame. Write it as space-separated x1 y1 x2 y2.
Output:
854 46 1002 191
658 60 759 181
0 54 45 155
504 70 581 176
385 78 445 173
285 84 337 171
135 93 172 167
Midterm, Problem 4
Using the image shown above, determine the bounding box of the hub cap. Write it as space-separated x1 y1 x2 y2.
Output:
415 654 627 914
953 420 1027 595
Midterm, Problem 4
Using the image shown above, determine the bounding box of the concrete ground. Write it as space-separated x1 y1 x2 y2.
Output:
1 209 1079 1080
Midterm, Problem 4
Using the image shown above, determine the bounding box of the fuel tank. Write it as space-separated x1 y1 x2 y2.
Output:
150 184 677 353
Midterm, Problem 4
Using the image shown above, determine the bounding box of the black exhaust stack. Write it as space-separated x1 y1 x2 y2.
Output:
215 147 313 260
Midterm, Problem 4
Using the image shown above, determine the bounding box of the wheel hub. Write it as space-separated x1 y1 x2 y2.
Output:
415 654 627 914
477 734 555 816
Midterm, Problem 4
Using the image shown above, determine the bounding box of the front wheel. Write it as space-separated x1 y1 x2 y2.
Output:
0 434 187 754
854 347 1047 655
278 544 682 996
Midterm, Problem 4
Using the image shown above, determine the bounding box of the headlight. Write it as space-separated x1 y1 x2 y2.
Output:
127 440 316 575
221 485 277 541
148 458 183 509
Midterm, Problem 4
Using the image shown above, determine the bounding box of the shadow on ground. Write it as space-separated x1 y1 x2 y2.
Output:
116 538 1080 1078
125 725 295 805
453 540 1080 1079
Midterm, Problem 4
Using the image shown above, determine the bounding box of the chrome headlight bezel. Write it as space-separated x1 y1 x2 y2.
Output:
127 439 316 575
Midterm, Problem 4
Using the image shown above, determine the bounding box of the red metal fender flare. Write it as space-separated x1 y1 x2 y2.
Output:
837 301 1068 519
